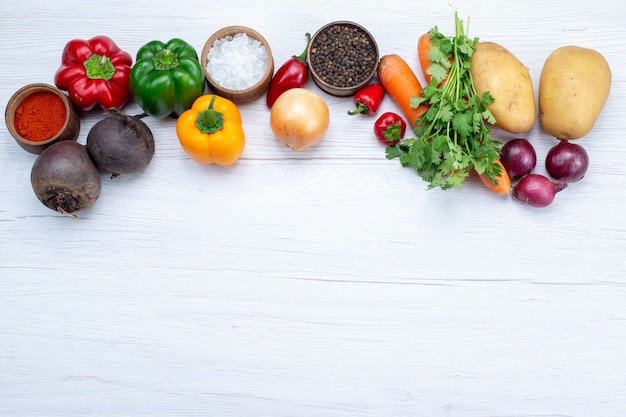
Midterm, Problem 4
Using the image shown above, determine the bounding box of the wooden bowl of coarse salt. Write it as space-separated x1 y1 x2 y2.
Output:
201 26 274 104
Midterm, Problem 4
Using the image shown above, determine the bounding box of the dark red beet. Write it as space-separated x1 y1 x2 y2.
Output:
30 140 101 216
86 110 155 178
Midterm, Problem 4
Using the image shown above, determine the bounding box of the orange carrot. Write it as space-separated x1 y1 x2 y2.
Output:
417 33 433 85
477 159 511 195
377 54 429 129
418 32 451 87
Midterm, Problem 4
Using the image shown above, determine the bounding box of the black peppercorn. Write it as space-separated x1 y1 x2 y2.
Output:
310 23 377 89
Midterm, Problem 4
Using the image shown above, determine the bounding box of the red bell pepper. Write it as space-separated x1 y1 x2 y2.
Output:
266 33 311 108
374 112 406 146
54 35 133 111
347 82 384 116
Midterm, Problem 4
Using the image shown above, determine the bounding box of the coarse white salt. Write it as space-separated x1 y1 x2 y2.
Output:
206 33 269 90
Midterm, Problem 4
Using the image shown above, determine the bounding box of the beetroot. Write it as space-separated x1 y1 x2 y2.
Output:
86 110 155 178
31 140 101 217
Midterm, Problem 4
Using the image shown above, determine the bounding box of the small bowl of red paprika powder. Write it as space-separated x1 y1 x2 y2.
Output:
5 83 80 154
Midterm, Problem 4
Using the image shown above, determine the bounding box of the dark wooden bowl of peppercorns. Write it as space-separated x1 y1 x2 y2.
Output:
307 21 379 97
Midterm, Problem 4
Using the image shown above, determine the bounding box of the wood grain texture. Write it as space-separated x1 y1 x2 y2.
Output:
1 0 626 416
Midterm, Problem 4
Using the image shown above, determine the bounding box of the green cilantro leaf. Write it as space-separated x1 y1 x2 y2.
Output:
384 12 502 190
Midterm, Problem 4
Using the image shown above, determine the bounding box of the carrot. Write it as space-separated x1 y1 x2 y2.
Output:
477 159 511 195
418 32 451 87
417 33 433 85
377 54 428 129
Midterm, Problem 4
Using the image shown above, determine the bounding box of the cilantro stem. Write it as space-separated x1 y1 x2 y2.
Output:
386 12 501 190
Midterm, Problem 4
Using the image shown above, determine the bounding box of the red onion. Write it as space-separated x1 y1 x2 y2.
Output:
545 140 589 182
512 174 567 208
500 138 536 181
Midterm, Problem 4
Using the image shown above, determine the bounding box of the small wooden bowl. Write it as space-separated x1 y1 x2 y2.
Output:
201 26 274 104
5 83 80 154
308 21 379 97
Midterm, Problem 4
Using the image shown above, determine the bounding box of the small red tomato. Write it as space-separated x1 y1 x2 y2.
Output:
374 112 406 146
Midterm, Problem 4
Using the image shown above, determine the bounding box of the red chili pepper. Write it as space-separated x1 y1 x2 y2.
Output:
374 112 406 146
266 33 312 108
347 82 384 116
54 35 133 111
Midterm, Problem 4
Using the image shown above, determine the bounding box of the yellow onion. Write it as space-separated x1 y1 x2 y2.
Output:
269 88 329 151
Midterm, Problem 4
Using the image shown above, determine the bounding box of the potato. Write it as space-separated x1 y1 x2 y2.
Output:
470 42 536 134
539 45 611 139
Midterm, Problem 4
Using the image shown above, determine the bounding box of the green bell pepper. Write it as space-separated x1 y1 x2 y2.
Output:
130 38 206 118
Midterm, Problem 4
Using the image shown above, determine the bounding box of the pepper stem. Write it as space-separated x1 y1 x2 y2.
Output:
347 103 368 116
294 33 312 65
83 54 116 81
152 48 180 71
195 96 224 134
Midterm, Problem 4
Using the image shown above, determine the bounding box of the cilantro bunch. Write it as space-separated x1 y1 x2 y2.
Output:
386 13 502 190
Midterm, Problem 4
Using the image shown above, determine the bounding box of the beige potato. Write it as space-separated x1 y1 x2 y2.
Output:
470 42 536 134
539 45 611 139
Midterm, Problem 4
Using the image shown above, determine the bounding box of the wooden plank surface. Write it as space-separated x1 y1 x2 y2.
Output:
1 0 625 415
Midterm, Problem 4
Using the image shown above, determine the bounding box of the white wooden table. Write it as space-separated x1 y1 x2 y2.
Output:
1 0 625 415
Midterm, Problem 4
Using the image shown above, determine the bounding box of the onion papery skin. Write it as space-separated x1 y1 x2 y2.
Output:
269 88 330 152
545 140 589 183
500 138 537 181
512 174 567 208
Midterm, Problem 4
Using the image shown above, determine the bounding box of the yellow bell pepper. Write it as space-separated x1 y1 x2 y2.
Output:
176 94 245 165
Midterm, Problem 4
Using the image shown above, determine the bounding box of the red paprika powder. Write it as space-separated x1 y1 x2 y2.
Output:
14 91 66 142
